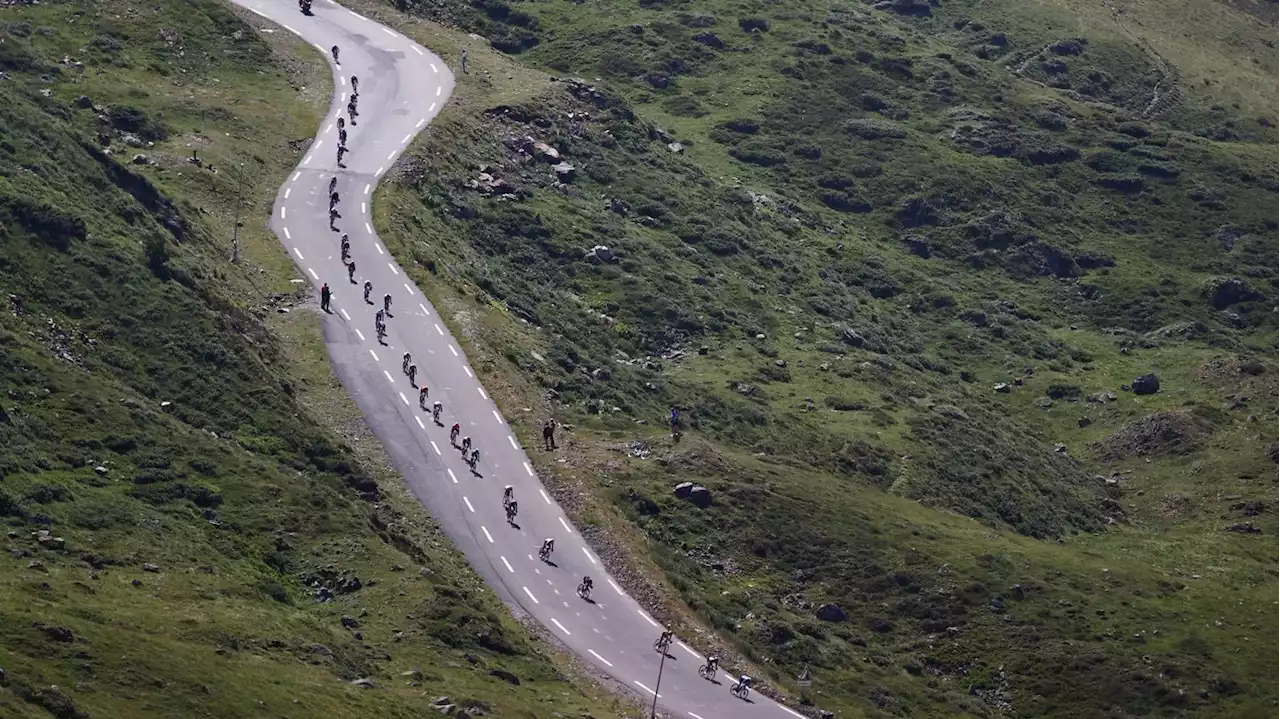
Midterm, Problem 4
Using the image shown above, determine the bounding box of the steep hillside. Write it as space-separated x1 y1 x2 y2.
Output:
0 2 633 718
367 0 1278 716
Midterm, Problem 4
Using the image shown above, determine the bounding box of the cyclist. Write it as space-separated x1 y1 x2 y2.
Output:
503 485 514 505
450 423 460 444
362 280 372 303
733 674 752 698
375 309 385 328
338 128 347 147
460 436 472 455
468 448 479 469
341 237 351 262
700 655 719 680
346 261 356 283
656 630 673 653
408 364 417 386
431 401 442 423
505 499 518 523
383 293 392 316
579 575 593 598
329 176 338 193
418 385 429 408
329 190 339 209
331 45 339 63
402 352 411 375
539 538 554 561
351 75 359 94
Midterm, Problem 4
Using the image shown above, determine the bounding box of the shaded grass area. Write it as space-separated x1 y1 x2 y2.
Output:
0 2 632 718
367 0 1277 716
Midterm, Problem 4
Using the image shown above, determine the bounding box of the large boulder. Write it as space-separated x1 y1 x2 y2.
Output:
673 482 694 498
689 486 712 507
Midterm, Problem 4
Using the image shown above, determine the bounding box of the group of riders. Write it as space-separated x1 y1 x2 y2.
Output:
309 29 758 709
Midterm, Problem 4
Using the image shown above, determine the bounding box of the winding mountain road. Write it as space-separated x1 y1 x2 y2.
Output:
234 2 806 717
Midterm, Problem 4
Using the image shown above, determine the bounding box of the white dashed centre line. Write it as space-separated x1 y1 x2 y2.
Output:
280 206 287 219
435 86 442 97
463 366 473 378
539 489 550 504
402 134 412 145
449 345 459 357
383 370 395 384
507 436 519 450
501 556 514 573
292 247 304 260
430 440 441 455
375 244 384 255
284 187 291 199
582 547 597 565
419 303 429 316
415 416 425 429
492 410 504 424
375 166 384 175
387 150 396 161
341 309 351 321
558 517 572 533
364 184 372 195
355 329 366 341
361 202 367 214
369 349 379 361
477 386 486 399
339 77 346 87
522 586 539 604
638 610 658 627
481 526 494 543
291 171 300 182
550 618 571 636
463 496 474 513
365 222 373 234
388 264 399 275
416 118 426 129
525 463 535 478
398 392 409 406
633 681 661 699
434 324 444 336
307 268 319 280
403 283 413 295
447 468 458 484
429 102 437 112
283 227 291 240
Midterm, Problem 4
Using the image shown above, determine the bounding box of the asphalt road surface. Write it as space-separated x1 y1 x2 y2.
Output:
233 2 809 717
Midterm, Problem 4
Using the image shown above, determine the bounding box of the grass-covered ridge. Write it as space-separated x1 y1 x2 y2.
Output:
371 0 1277 716
0 2 635 717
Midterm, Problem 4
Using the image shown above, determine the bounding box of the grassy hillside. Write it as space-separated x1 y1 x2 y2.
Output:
0 2 635 718
367 0 1278 716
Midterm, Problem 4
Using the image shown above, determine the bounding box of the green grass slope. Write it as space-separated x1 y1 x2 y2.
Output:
368 0 1278 716
0 2 634 717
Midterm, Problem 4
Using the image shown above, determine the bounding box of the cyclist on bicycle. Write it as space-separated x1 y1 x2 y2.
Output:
450 423 460 444
432 401 442 422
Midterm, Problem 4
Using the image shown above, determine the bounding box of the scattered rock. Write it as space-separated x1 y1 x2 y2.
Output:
1225 522 1261 534
1130 373 1160 395
673 482 694 499
93 465 109 475
993 382 1012 394
1095 411 1210 460
667 142 684 153
585 245 614 263
815 603 848 622
1078 417 1092 428
551 161 576 181
1201 276 1261 309
73 95 94 109
340 616 360 629
34 623 74 643
142 563 160 573
488 668 520 685
131 154 151 165
351 677 377 688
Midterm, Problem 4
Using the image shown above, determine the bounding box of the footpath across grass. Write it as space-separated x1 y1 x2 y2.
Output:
0 2 636 718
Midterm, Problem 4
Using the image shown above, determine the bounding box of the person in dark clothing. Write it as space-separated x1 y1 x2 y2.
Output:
543 420 556 450
347 260 356 283
320 283 331 312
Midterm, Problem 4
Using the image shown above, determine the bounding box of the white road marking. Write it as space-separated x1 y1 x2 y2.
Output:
375 166 384 175
283 24 299 35
339 77 346 87
539 489 551 505
313 43 324 53
284 187 291 199
362 202 367 213
463 496 474 513
403 283 413 295
387 150 396 161
638 610 658 627
303 153 313 165
346 9 360 18
416 118 426 129
250 8 267 18
450 345 459 357
383 370 394 383
689 713 706 719
435 86 442 97
583 547 598 565
677 641 700 659
481 526 494 543
388 263 399 275
399 392 409 406
526 464 536 478
588 650 613 667
559 517 572 533
415 416 424 429
779 707 807 719
501 556 514 573
292 247 304 260
522 586 539 604
477 386 486 398
463 366 473 377
341 309 351 321
402 133 412 145
430 63 438 73
382 27 396 37
369 349 379 361
609 579 623 595
340 92 346 104
633 681 661 699
280 206 287 219
364 183 372 195
550 618 571 636
365 222 373 233
307 268 319 280
355 329 366 341
508 436 519 450
493 410 504 424
375 244 384 255
413 46 424 56
430 440 440 455
434 324 444 335
283 227 291 240
429 102 437 112
447 468 458 484
291 171 300 182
